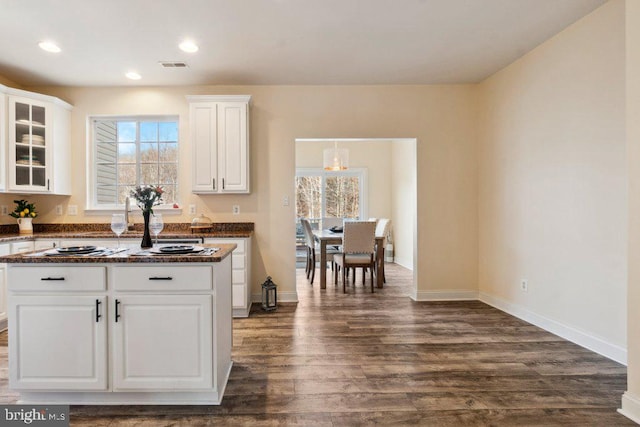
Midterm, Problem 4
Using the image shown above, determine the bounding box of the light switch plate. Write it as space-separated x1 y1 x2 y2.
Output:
55 205 63 216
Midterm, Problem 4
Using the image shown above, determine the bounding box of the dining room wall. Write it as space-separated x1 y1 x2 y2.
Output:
390 140 416 270
6 84 478 304
476 0 626 362
294 139 393 220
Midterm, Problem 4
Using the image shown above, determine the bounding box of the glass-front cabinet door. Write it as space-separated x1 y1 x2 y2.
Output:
8 96 51 192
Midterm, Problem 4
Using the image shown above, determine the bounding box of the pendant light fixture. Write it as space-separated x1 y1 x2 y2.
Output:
323 141 349 171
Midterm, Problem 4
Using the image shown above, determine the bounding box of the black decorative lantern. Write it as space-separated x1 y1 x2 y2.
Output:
261 276 277 311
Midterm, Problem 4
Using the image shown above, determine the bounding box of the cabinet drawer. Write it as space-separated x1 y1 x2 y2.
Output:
232 253 245 269
232 284 245 308
206 239 244 253
8 266 106 292
113 266 212 291
11 241 35 254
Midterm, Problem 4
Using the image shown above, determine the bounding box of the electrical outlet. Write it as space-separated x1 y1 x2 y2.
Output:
0 205 7 216
189 204 196 215
283 196 289 206
55 205 63 216
68 205 78 216
521 279 528 292
232 205 240 215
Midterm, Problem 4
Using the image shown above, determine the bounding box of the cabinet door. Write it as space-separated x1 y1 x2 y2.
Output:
8 96 51 192
191 103 218 193
112 294 213 390
218 102 249 193
9 295 107 390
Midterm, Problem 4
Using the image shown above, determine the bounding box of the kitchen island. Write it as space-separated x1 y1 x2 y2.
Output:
0 243 235 405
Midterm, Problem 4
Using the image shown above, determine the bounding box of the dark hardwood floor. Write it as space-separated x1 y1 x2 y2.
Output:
0 263 634 426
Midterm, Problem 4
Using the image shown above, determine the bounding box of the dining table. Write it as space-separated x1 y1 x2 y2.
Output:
313 229 385 289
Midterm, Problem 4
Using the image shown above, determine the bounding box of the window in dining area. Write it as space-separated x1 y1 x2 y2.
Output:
295 168 367 235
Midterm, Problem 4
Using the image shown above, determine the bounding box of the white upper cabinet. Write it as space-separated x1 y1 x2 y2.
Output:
188 95 250 194
1 85 72 195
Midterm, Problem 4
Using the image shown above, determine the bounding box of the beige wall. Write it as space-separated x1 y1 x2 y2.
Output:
623 0 640 421
2 85 478 301
477 0 627 361
391 140 416 270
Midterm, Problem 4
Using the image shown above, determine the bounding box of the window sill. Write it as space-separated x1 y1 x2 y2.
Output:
84 207 183 216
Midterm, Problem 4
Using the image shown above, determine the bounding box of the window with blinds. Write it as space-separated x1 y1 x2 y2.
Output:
90 116 178 208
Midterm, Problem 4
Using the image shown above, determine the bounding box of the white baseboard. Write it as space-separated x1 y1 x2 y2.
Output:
479 292 627 365
393 256 413 270
252 291 298 304
619 392 640 424
412 289 479 301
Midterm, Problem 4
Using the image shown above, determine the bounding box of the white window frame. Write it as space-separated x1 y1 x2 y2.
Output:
295 167 368 221
85 115 181 215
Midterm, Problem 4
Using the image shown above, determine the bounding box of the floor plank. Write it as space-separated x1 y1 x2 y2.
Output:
0 263 634 426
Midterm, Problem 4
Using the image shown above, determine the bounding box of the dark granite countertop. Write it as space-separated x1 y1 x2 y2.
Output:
0 243 236 264
0 222 254 244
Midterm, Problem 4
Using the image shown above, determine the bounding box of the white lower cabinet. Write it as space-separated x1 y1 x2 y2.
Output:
33 239 59 250
10 241 35 254
1 242 35 331
204 237 251 317
113 294 212 390
6 259 233 404
0 244 9 330
0 263 7 331
9 295 107 390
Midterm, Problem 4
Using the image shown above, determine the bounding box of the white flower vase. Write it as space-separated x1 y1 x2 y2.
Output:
17 217 33 235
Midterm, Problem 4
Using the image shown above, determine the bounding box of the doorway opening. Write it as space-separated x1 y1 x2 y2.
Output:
294 138 418 295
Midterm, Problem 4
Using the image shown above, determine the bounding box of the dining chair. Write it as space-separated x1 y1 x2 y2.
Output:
375 218 391 283
301 218 338 285
333 221 377 293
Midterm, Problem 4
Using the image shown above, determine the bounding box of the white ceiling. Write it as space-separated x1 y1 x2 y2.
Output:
0 0 607 87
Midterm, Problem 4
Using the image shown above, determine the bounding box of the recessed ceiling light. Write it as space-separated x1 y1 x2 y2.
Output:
179 40 199 53
38 41 61 53
125 71 141 80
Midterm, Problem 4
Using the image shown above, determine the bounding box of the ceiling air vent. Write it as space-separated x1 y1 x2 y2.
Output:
159 61 188 68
